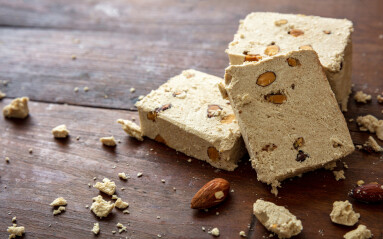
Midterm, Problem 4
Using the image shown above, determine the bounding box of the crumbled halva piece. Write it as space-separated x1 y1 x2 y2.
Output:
357 180 365 186
7 225 25 238
99 136 117 146
135 69 245 171
118 172 128 180
356 115 383 140
3 97 29 119
93 178 116 195
92 223 100 235
50 197 67 206
91 195 114 218
330 200 360 226
226 12 354 111
253 199 302 238
52 125 69 138
224 50 354 186
239 230 246 237
0 91 6 100
5 157 10 163
377 95 383 103
209 228 220 237
53 206 66 215
363 136 383 152
117 119 143 141
333 170 346 181
112 195 118 200
114 198 129 209
116 222 127 233
343 225 372 239
324 161 337 171
354 91 371 103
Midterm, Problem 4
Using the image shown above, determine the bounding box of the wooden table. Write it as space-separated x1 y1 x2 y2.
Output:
1 0 382 238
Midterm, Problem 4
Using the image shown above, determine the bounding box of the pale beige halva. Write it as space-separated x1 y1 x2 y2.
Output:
224 50 354 189
135 69 245 171
226 12 353 111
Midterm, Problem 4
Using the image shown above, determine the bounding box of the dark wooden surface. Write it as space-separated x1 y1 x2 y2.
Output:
0 0 382 238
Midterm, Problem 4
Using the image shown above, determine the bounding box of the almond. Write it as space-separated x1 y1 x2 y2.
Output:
323 30 331 34
154 134 166 144
265 93 287 104
288 29 304 37
296 150 309 162
207 146 220 161
293 137 305 149
245 54 262 62
147 103 172 121
207 104 222 118
220 114 235 124
191 178 230 209
349 182 383 203
257 72 276 87
299 45 313 50
287 57 301 67
264 45 280 56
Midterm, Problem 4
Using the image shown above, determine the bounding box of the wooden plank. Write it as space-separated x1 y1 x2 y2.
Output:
0 0 382 110
0 99 383 239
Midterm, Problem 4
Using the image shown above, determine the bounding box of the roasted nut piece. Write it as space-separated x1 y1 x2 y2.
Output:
264 45 280 56
287 57 301 67
191 178 230 209
265 94 287 104
156 103 172 112
262 144 277 152
349 182 383 203
220 114 235 124
288 29 304 37
207 104 222 118
323 30 331 34
257 72 276 87
245 54 263 62
154 134 166 144
296 150 309 162
299 45 313 50
275 19 288 26
148 103 172 121
207 147 220 161
293 137 305 149
147 111 158 121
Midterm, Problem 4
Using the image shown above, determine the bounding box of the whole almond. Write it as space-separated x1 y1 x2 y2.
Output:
349 182 383 203
191 178 230 209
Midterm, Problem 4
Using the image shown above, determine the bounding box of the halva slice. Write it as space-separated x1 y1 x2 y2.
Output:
226 12 353 111
253 199 302 238
135 69 245 171
224 50 354 189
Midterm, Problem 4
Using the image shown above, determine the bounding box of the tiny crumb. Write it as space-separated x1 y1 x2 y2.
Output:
377 95 383 103
112 165 117 169
156 216 161 219
11 217 16 223
85 205 89 208
130 87 136 93
357 180 365 186
150 148 154 151
93 177 97 180
202 227 206 231
52 125 69 138
74 87 79 93
343 162 348 169
121 187 125 191
123 209 130 214
0 90 6 100
216 212 219 216
76 136 81 140
104 94 108 99
138 95 144 100
173 187 176 191
187 159 192 163
71 54 77 60
379 34 383 39
117 222 127 233
137 172 143 177
112 230 116 234
239 231 246 237
231 189 234 193
157 234 162 238
333 170 346 181
348 118 354 122
50 197 67 207
100 136 117 147
92 223 100 235
53 206 66 215
161 179 165 183
5 157 10 163
204 209 209 212
28 148 33 154
209 228 220 237
83 86 89 92
112 195 118 200
118 172 128 180
88 183 91 187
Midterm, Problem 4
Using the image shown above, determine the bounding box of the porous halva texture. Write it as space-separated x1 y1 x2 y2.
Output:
93 178 116 195
92 223 100 235
253 199 302 238
135 69 246 171
114 198 129 209
224 50 354 189
99 136 117 146
3 97 29 119
226 12 353 111
354 91 371 103
91 195 114 218
50 197 67 206
343 225 372 239
7 225 25 239
330 200 360 226
52 125 69 138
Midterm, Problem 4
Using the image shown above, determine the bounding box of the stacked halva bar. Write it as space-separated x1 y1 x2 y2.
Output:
128 12 354 193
